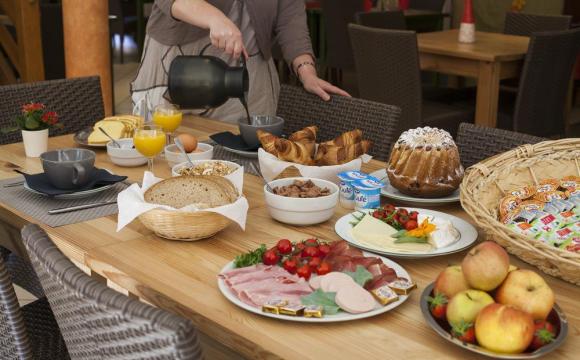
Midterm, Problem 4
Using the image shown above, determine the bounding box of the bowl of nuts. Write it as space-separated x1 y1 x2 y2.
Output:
171 160 240 178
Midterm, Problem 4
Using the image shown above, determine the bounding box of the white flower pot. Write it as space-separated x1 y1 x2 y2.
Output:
22 129 48 158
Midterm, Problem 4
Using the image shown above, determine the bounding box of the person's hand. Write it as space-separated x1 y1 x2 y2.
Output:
298 64 350 101
208 15 248 60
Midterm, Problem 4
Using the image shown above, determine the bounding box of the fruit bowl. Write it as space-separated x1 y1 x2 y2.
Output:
420 283 568 359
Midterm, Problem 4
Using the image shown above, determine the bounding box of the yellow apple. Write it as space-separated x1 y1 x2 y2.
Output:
446 289 494 327
495 269 555 320
462 241 509 291
475 303 534 354
434 265 471 299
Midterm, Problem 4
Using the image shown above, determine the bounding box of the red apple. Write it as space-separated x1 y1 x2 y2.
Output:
434 265 471 299
475 303 534 354
446 289 494 327
495 269 555 320
462 241 509 291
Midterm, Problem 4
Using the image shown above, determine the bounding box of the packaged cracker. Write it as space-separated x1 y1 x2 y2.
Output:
534 190 567 203
499 195 520 218
508 186 536 200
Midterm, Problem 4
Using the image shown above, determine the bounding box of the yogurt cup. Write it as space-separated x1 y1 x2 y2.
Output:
353 176 384 210
337 171 368 209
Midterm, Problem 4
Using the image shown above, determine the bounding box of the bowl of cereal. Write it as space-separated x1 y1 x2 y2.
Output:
264 177 339 226
171 160 240 177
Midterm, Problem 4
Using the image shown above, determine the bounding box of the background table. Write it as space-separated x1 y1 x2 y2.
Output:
418 29 530 128
0 117 578 359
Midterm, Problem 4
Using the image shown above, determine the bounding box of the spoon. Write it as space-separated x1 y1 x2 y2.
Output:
174 137 195 168
99 127 121 148
249 162 274 193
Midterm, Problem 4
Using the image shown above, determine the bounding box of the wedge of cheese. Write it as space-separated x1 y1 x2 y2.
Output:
351 214 432 253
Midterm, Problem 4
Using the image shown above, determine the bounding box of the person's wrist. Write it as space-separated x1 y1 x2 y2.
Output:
296 62 317 83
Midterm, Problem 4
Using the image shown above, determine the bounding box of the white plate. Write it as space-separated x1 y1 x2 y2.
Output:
370 169 460 206
335 208 478 259
73 127 107 148
218 252 411 323
23 169 118 199
220 145 258 158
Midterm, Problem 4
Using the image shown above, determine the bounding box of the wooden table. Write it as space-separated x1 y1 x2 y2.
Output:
417 30 530 128
0 117 578 359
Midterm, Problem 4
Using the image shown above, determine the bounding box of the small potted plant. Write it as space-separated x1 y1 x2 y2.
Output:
14 103 61 157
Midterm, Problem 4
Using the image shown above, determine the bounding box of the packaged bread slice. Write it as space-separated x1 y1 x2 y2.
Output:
144 175 238 209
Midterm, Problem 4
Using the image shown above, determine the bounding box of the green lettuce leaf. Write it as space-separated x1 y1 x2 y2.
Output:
344 265 373 287
301 289 340 315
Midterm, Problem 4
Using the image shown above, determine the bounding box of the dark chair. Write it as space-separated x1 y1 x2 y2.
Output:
504 12 572 36
0 247 69 360
109 0 138 64
276 84 401 161
21 224 204 360
320 0 365 84
355 11 406 30
456 123 546 168
499 28 580 137
348 24 473 138
0 77 104 145
409 0 446 11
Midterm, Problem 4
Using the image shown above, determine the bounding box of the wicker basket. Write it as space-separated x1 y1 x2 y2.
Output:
138 209 231 241
460 139 580 285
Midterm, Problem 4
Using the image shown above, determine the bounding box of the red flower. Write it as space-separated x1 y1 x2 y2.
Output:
22 103 45 113
41 111 59 125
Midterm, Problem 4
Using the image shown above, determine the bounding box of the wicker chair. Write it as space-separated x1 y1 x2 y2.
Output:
504 12 572 36
409 0 446 11
0 247 69 360
456 123 547 168
21 224 204 360
355 11 406 30
500 28 580 137
0 76 104 145
348 24 473 138
276 84 401 161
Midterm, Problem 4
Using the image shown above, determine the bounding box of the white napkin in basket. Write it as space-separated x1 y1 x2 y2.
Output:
116 172 249 231
258 148 372 183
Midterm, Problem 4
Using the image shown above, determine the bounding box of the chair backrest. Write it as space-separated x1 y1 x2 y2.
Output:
0 76 104 145
0 253 32 360
409 0 446 11
348 24 422 137
504 12 572 36
276 84 401 161
513 28 580 137
355 10 406 30
21 224 203 360
321 0 365 70
456 123 546 168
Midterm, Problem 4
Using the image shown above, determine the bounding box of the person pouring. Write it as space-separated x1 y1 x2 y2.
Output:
131 0 350 123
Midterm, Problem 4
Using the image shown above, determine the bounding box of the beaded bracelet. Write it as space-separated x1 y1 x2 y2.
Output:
295 61 316 81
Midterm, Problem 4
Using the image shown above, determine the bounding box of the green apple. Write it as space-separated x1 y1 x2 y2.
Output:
446 289 494 327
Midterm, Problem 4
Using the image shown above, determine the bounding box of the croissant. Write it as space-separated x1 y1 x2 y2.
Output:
321 129 363 147
289 126 318 157
256 129 278 155
274 138 313 165
316 140 372 166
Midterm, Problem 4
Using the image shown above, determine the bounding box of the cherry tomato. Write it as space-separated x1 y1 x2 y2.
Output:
397 208 409 217
405 220 418 230
398 214 409 224
294 242 306 254
308 257 321 271
304 238 319 247
383 204 396 214
318 244 331 257
276 239 292 255
373 212 381 219
296 264 312 280
316 262 332 275
409 211 419 220
302 246 321 258
282 258 298 274
262 249 279 265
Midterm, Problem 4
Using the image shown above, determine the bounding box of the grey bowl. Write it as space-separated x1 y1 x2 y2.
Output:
238 115 284 148
420 283 568 359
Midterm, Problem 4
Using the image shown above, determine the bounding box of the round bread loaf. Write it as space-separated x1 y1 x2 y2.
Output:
387 127 464 198
144 175 238 209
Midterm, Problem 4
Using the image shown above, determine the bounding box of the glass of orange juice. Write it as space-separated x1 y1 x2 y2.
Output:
133 125 166 173
153 103 182 144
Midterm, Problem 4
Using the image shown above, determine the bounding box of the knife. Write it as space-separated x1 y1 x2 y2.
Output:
48 200 117 215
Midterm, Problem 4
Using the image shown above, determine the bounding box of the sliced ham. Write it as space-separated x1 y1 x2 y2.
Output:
365 272 398 291
219 264 269 279
320 272 356 292
335 283 377 314
225 266 297 286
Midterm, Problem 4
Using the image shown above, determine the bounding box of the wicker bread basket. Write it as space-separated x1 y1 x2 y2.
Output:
139 209 231 241
460 138 580 285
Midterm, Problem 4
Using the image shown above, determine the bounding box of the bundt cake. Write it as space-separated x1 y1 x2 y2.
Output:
387 127 464 198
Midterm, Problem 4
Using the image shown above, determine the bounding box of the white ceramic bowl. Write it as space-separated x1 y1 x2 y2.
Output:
264 177 339 226
165 143 213 168
171 159 241 177
106 138 148 167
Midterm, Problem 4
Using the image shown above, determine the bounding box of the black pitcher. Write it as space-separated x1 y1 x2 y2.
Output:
168 44 249 109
